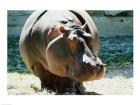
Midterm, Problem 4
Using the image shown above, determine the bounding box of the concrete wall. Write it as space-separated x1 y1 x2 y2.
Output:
8 11 33 37
93 16 133 37
8 10 133 37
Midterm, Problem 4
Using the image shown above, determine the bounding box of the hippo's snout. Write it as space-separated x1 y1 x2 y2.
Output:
82 62 105 72
68 55 106 82
82 62 97 71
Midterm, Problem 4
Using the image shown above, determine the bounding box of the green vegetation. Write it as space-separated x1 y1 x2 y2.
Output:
8 36 133 73
99 36 133 71
8 36 29 72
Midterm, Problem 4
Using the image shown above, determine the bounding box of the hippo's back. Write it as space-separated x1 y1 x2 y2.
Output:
19 10 81 71
19 10 100 74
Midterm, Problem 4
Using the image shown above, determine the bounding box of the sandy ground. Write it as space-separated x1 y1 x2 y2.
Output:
7 69 133 95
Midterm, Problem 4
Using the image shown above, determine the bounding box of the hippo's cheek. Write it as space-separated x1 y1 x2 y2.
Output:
96 66 106 79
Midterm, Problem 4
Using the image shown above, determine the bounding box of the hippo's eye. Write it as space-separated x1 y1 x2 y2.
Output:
60 21 68 24
68 19 74 22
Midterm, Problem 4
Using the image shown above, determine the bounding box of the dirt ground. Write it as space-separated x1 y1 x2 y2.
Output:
7 69 133 95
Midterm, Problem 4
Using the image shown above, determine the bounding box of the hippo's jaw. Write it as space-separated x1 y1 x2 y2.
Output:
67 55 106 82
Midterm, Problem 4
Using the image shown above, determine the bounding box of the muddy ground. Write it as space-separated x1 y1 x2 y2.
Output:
8 36 133 95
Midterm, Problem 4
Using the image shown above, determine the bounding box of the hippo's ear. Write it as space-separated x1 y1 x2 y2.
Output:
59 26 65 33
59 26 71 33
81 23 87 30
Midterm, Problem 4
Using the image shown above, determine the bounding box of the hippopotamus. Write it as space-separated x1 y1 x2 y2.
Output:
19 10 106 94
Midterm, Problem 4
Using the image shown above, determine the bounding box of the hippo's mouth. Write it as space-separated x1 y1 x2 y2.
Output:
67 53 106 82
83 53 105 70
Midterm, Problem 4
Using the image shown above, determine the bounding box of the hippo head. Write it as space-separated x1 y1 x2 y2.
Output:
46 23 106 82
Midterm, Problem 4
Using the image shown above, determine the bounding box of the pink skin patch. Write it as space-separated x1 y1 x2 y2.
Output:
48 28 53 35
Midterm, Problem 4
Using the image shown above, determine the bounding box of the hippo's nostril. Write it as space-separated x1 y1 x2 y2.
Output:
96 63 100 70
73 37 77 40
100 65 103 68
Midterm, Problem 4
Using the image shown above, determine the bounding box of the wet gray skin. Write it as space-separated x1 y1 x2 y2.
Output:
47 26 105 82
